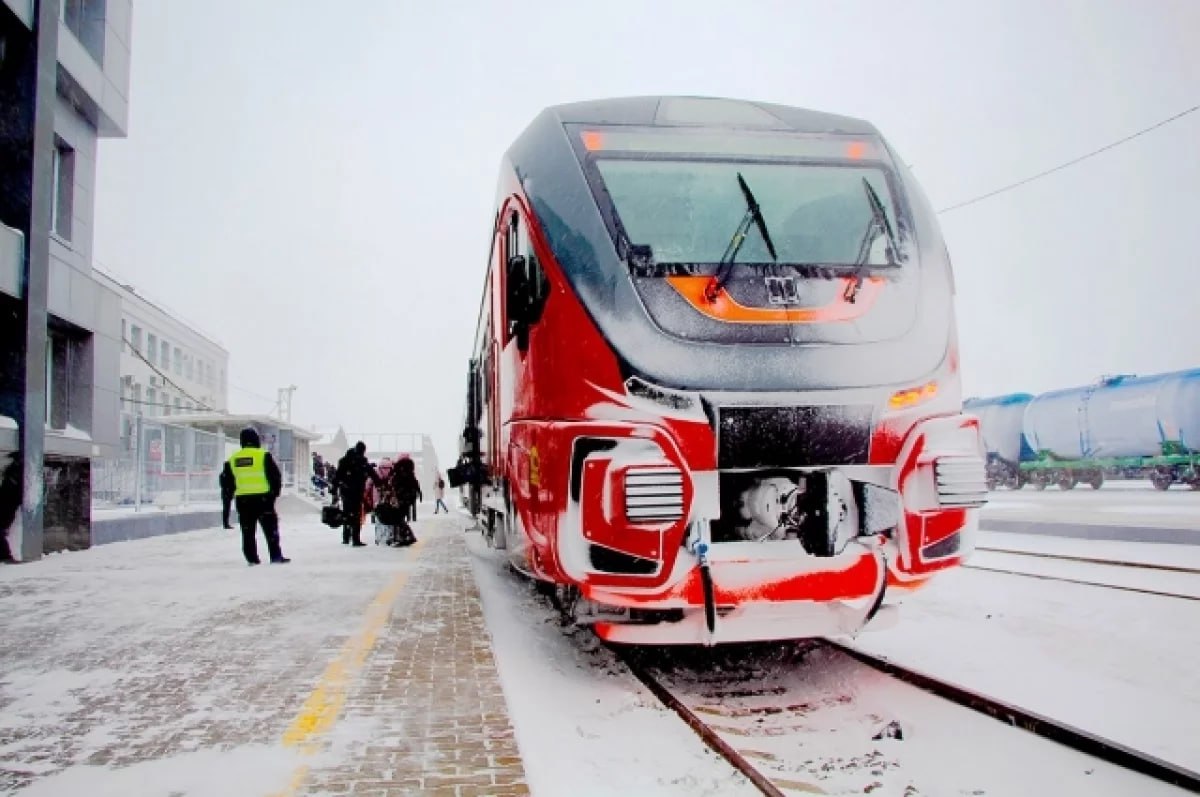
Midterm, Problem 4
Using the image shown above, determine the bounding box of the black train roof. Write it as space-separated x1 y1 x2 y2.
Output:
544 95 879 135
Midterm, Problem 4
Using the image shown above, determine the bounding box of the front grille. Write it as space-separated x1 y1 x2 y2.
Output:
717 405 873 468
624 467 684 521
935 456 988 508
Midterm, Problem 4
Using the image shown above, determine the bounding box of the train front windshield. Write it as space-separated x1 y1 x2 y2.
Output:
576 127 907 270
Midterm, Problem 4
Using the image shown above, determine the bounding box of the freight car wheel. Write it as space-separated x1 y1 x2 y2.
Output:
1087 472 1104 490
1057 473 1077 490
1031 476 1047 491
1151 471 1174 491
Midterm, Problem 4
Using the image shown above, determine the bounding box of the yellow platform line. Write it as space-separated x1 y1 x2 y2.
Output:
270 540 426 796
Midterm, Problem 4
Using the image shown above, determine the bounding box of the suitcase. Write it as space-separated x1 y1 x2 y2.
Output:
374 502 403 526
321 504 343 528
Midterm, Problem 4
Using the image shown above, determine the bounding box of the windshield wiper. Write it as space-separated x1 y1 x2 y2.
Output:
846 178 899 303
854 177 899 267
704 173 778 302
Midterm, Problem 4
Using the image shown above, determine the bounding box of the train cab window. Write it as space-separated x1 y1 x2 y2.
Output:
505 210 550 347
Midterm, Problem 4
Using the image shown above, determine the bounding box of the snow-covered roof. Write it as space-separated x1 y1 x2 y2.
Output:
163 413 321 441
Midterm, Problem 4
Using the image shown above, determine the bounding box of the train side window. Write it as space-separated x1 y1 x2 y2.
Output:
505 209 550 349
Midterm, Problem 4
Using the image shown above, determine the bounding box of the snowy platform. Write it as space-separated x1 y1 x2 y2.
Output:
0 510 528 796
981 485 1200 544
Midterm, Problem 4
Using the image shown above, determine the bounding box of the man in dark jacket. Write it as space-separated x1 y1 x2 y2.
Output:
219 427 289 565
333 441 380 547
218 466 235 529
0 453 19 562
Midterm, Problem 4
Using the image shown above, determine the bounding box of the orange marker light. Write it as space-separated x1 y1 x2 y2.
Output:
582 131 605 151
847 141 867 160
888 380 938 410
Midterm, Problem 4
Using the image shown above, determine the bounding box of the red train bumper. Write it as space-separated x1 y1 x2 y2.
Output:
583 540 890 645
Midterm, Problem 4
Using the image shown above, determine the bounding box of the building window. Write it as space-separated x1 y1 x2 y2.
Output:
185 355 193 381
130 324 142 354
146 387 156 416
147 333 158 365
161 340 170 371
174 397 182 414
44 327 77 431
61 0 107 65
52 140 75 241
173 347 182 375
131 383 142 415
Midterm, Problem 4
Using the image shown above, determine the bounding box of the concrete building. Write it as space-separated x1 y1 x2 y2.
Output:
95 269 229 423
0 0 133 558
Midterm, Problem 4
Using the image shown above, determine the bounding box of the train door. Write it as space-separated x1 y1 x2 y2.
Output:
498 203 552 569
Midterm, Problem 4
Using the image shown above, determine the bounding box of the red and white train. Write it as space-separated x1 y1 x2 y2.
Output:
459 96 986 645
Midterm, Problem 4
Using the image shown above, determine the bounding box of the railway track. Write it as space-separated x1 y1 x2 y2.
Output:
974 546 1200 575
966 547 1200 601
616 640 1200 796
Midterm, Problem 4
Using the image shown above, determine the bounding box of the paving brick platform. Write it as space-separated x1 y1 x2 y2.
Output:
0 512 528 797
296 529 529 797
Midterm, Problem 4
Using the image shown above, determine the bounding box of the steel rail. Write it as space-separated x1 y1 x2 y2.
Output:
824 640 1200 794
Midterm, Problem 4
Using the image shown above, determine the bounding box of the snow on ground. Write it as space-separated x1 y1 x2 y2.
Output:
465 531 757 797
982 486 1200 530
846 554 1200 771
977 530 1200 568
0 503 426 796
968 547 1200 598
639 642 1189 796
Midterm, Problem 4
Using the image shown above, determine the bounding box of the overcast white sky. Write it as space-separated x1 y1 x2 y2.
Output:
93 0 1200 468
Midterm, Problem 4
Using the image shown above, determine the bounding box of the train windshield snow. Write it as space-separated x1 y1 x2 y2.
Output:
577 127 904 270
595 160 899 267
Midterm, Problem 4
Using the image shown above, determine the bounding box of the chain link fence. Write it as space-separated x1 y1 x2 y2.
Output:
91 417 236 510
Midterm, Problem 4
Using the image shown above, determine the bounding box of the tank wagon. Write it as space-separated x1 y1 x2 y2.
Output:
458 96 986 645
962 394 1034 489
968 369 1200 491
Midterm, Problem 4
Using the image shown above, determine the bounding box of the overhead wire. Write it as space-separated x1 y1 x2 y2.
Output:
937 103 1200 215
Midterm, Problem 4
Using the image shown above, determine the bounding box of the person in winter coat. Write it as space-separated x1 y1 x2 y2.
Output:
389 457 422 546
333 442 381 547
219 427 289 565
218 466 235 529
433 475 449 514
0 452 19 562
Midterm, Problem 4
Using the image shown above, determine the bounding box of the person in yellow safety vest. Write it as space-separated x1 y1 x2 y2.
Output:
219 427 290 565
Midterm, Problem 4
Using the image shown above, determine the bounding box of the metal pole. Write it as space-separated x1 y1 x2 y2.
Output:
134 414 143 511
183 425 192 505
12 0 60 560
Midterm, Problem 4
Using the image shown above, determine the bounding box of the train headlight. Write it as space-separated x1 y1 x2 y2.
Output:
888 380 938 410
